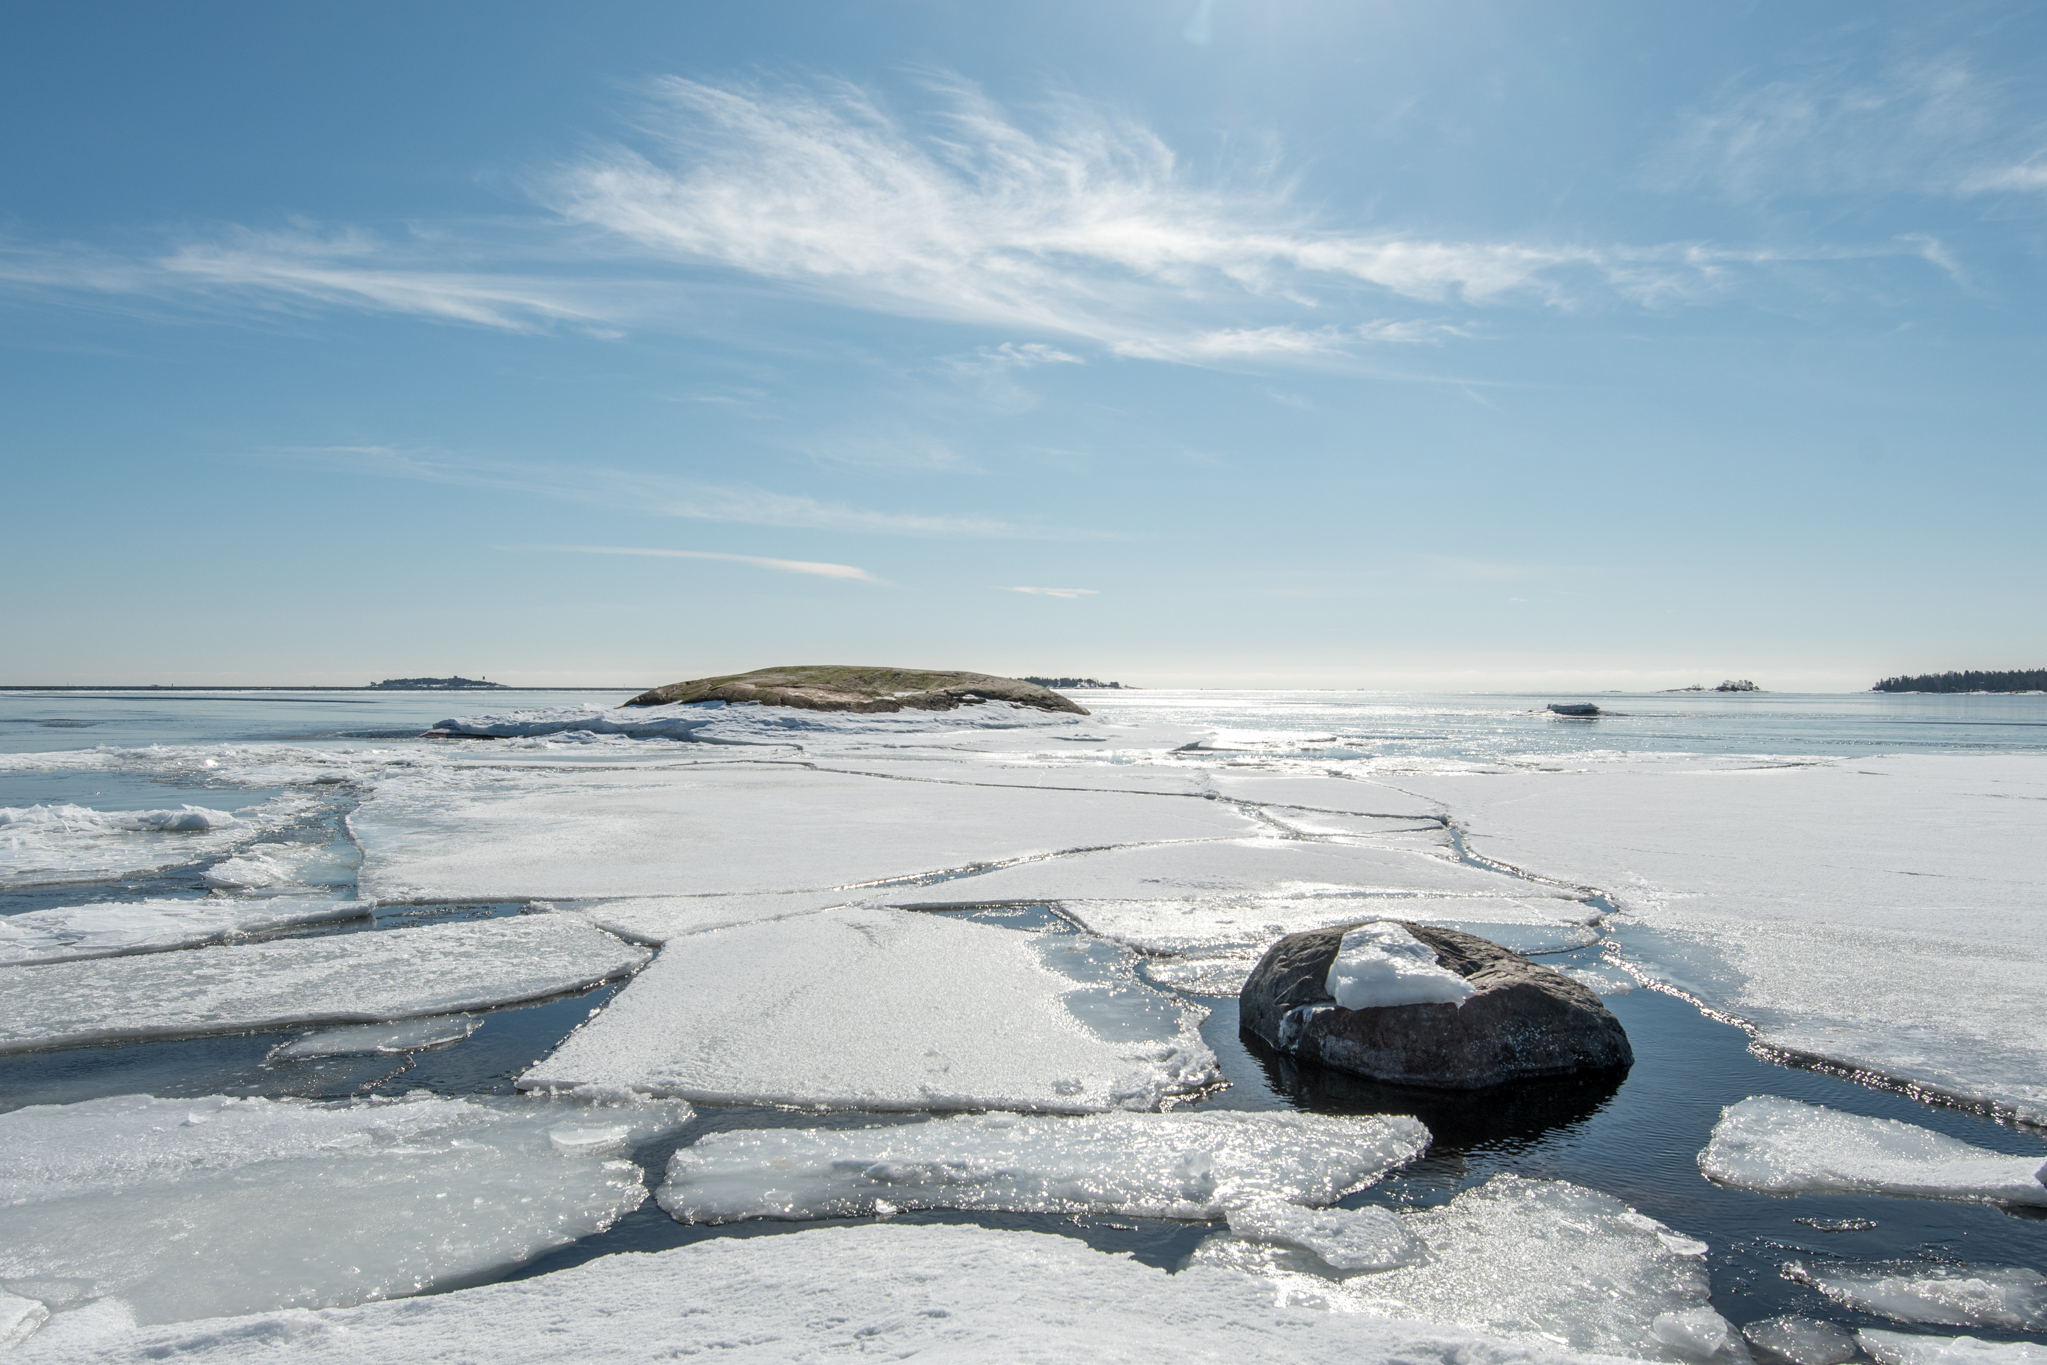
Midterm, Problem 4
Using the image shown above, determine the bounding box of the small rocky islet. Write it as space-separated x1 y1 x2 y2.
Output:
624 665 1090 715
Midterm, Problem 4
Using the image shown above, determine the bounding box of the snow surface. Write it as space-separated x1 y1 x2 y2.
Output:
1698 1097 2047 1206
0 916 647 1052
6 1221 1653 1365
1193 1174 1718 1358
1860 1330 2047 1365
521 906 1217 1111
0 896 367 966
1396 756 2047 1123
0 1293 47 1350
1784 1262 2047 1330
0 1092 686 1331
1741 1315 1859 1365
657 1110 1428 1223
1224 1200 1428 1271
352 761 1255 903
268 1014 480 1059
1326 920 1477 1009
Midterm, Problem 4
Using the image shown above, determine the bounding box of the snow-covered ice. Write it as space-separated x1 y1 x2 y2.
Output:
1860 1330 2047 1365
1224 1200 1428 1271
268 1014 480 1059
1397 756 2047 1123
3 1221 1651 1365
352 761 1255 902
0 897 367 966
1784 1261 2047 1330
201 839 359 892
0 915 647 1052
1699 1098 2047 1206
1740 1315 1858 1365
0 1292 47 1350
521 906 1216 1111
0 1092 686 1331
656 1110 1428 1223
1325 921 1477 1009
1193 1174 1720 1358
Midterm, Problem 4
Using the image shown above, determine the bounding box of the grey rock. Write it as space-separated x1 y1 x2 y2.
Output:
1239 921 1633 1089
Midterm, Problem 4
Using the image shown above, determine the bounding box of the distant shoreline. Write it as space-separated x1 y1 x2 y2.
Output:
0 685 642 693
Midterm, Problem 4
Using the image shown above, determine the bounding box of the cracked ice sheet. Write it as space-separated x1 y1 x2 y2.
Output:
1194 1174 1718 1360
521 906 1217 1112
1861 1330 2047 1365
1699 1098 2047 1206
12 1223 1645 1365
0 897 368 966
0 1092 686 1332
889 835 1573 915
352 761 1255 903
657 1110 1429 1223
1395 755 2047 1123
0 916 648 1053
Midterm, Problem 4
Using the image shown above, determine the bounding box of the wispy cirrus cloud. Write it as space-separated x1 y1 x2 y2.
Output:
503 543 882 581
268 445 1059 538
4 74 1959 364
999 585 1097 599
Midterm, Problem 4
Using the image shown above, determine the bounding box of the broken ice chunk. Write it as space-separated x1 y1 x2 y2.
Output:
658 1110 1428 1224
0 1291 48 1350
1784 1261 2047 1330
0 915 647 1053
1743 1315 1859 1365
0 1092 689 1328
1223 1200 1427 1271
268 1014 481 1060
0 896 368 966
547 1124 633 1157
1192 1174 1717 1358
1859 1329 2047 1365
1701 1098 2047 1206
523 907 1218 1113
1651 1307 1748 1361
1324 921 1475 1009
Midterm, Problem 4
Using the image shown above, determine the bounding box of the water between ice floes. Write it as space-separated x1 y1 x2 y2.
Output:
3 687 2044 1352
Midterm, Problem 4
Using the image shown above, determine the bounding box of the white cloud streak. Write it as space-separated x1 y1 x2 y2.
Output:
504 543 882 581
3 75 1959 362
270 445 1054 539
999 585 1098 598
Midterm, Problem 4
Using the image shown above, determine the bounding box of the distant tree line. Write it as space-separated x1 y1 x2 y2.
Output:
1025 676 1126 690
1873 669 2047 693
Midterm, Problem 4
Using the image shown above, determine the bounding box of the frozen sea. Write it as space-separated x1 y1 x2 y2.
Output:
1 686 2043 1363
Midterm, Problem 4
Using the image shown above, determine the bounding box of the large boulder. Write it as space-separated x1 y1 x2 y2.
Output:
623 666 1088 715
1239 921 1632 1089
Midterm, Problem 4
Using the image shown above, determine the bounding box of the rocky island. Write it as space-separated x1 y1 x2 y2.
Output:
624 666 1090 715
369 676 506 690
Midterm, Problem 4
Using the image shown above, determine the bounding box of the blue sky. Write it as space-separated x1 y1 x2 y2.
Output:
4 1 2044 690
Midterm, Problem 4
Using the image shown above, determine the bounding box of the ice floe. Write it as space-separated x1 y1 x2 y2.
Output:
1699 1097 2047 1206
1397 756 2047 1123
267 1014 480 1059
1784 1261 2047 1330
0 801 278 888
0 1092 686 1330
4 1221 1654 1365
1741 1315 1858 1365
1860 1329 2047 1365
657 1110 1428 1223
1649 1307 1746 1362
0 915 647 1052
522 906 1216 1112
0 896 367 966
200 838 360 892
1224 1200 1428 1271
1192 1174 1720 1358
352 761 1254 902
427 698 1095 744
